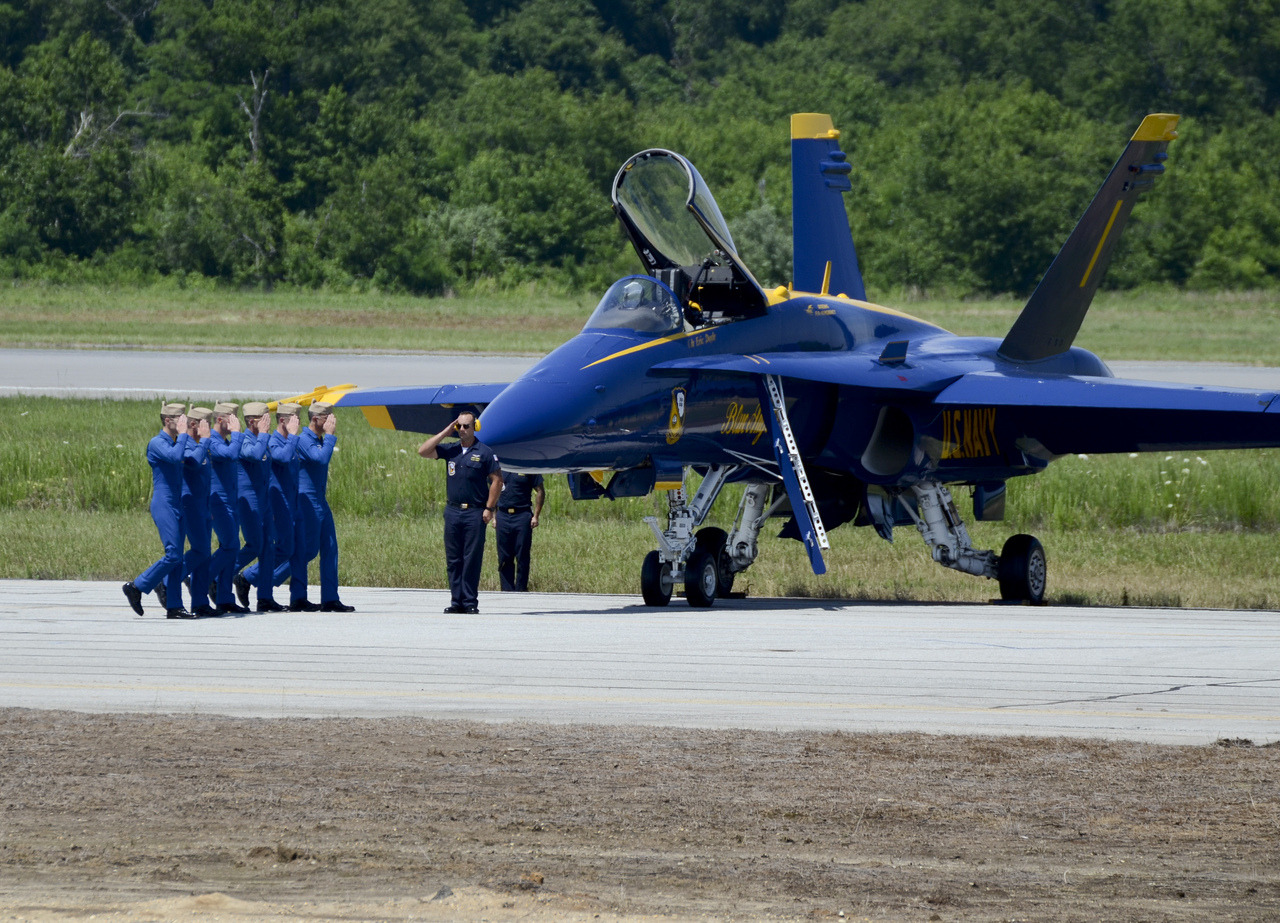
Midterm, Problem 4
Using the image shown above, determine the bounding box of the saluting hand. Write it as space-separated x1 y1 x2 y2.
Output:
228 414 241 434
324 414 336 435
286 414 299 436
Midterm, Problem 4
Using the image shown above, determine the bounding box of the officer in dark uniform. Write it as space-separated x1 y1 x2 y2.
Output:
494 469 544 592
179 407 215 617
418 410 503 614
123 402 193 618
296 401 354 612
233 402 275 610
206 401 249 614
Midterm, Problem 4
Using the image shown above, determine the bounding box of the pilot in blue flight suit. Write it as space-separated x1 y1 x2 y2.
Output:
123 403 193 618
296 401 355 612
241 402 305 612
495 469 545 592
418 410 503 614
205 401 249 614
233 402 275 610
179 407 215 617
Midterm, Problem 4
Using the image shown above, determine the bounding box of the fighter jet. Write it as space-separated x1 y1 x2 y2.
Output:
335 112 1280 606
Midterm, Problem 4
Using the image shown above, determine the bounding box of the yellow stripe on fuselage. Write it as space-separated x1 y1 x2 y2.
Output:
580 294 942 370
581 327 715 370
789 290 935 326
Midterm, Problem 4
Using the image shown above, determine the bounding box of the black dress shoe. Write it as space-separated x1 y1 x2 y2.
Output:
463 606 480 614
234 573 251 608
443 604 465 614
319 600 355 612
166 608 194 619
256 599 285 612
191 605 218 618
289 599 321 612
216 602 250 615
122 582 144 616
155 583 168 609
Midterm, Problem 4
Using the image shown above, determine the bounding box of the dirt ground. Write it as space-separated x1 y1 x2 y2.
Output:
2 710 1278 922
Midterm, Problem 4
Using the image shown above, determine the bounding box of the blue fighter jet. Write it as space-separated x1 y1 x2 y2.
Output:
336 112 1280 606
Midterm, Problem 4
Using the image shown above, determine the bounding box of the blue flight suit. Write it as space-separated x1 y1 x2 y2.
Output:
206 429 245 608
235 430 274 602
439 440 501 611
244 429 306 599
495 470 543 592
296 428 339 604
179 436 213 610
134 428 191 599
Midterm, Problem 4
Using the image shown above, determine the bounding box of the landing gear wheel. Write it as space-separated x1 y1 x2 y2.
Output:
684 548 718 608
695 527 735 597
998 534 1047 603
641 550 673 607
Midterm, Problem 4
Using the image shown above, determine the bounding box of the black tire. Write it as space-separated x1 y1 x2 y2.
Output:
641 550 673 607
998 534 1047 603
695 527 735 597
684 548 718 607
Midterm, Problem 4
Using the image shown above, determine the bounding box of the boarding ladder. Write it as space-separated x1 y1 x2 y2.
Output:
763 374 829 553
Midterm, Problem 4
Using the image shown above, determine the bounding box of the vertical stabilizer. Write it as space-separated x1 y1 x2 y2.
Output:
791 113 867 300
998 114 1180 363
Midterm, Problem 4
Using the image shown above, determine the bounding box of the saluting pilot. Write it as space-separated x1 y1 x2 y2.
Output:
206 401 249 614
296 401 354 612
419 410 503 614
123 402 193 618
179 407 216 617
233 401 275 610
494 469 544 592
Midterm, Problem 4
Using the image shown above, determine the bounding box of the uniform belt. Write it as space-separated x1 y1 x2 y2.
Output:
501 507 529 514
448 502 478 509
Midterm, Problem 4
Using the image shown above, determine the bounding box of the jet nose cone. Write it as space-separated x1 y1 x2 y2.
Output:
480 379 582 467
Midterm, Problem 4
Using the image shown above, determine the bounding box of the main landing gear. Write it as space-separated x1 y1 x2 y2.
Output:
898 480 1047 603
641 464 774 607
639 469 1047 605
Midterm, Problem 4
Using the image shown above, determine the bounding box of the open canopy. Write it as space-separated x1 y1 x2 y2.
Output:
611 149 768 321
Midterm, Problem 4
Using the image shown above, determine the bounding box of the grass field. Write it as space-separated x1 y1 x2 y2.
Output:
2 395 1277 608
3 283 1279 363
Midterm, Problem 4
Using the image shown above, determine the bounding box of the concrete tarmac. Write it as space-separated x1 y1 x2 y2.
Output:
3 579 1277 745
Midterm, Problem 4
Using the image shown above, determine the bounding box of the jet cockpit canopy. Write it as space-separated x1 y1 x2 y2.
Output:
611 149 768 322
582 275 683 337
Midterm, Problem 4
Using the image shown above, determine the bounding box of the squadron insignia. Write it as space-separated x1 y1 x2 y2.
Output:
666 387 687 445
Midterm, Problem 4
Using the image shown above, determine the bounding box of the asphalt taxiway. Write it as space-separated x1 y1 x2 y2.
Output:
2 579 1276 745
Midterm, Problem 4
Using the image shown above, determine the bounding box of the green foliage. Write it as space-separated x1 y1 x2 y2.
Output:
2 0 1279 295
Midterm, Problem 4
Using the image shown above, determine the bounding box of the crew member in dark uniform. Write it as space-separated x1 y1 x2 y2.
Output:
122 402 192 618
494 469 544 592
418 410 502 614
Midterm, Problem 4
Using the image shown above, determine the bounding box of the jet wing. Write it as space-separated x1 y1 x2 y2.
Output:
649 351 965 393
334 383 510 434
934 371 1280 454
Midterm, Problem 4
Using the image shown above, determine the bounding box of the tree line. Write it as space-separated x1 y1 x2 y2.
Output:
2 0 1278 296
